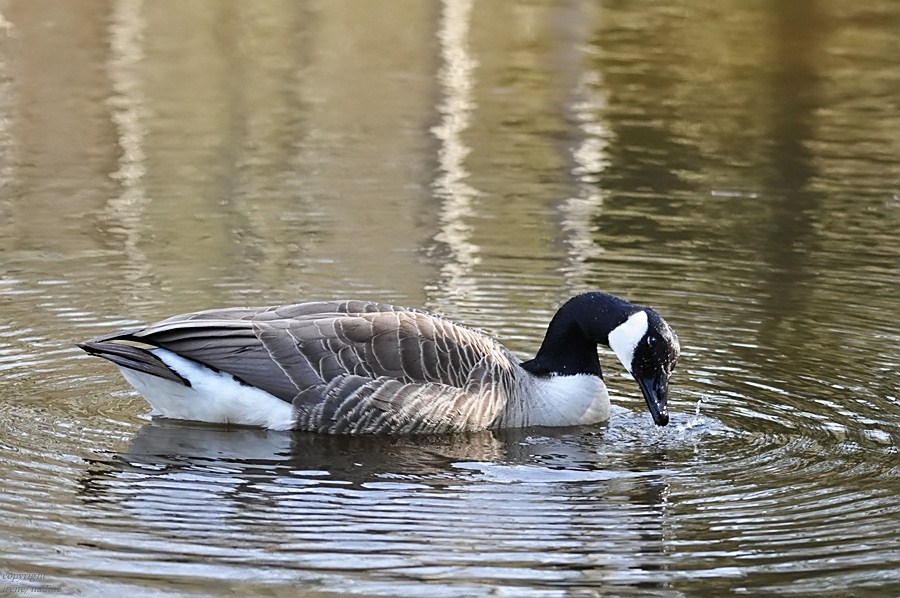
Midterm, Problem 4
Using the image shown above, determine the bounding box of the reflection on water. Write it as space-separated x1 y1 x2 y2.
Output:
75 420 678 595
431 0 481 305
0 0 898 596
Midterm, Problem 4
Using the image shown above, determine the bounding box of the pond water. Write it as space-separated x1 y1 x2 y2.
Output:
0 1 898 596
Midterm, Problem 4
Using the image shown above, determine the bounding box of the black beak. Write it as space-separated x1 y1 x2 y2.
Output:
637 374 669 426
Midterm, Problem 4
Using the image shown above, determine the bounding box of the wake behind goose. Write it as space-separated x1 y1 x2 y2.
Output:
79 292 680 434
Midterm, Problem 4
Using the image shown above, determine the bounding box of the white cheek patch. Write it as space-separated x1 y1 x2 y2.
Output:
607 310 648 374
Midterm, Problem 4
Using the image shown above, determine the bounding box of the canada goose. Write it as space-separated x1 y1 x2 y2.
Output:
79 292 680 434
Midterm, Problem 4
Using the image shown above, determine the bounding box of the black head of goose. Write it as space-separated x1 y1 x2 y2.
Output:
79 292 680 434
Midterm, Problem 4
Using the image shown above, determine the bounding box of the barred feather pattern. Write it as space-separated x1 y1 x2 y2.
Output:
91 301 523 434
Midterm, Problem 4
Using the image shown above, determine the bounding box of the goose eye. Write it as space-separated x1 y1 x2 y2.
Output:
646 334 658 347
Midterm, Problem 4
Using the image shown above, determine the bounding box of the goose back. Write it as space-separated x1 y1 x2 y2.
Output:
97 301 519 433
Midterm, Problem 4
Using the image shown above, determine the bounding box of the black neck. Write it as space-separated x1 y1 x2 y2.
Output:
520 292 636 378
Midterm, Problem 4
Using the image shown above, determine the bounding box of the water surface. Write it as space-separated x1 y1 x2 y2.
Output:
0 1 898 596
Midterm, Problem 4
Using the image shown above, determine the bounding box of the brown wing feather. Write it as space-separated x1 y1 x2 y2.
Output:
88 301 516 432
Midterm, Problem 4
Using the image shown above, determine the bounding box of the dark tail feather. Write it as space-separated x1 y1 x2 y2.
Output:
78 341 191 387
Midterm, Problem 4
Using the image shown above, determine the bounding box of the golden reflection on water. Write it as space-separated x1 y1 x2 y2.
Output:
0 1 893 313
432 0 479 305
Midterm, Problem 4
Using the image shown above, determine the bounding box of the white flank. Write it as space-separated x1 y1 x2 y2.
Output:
528 373 610 426
608 310 649 374
118 348 295 430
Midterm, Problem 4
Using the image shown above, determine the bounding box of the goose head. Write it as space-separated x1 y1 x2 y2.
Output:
607 308 680 426
523 292 680 426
